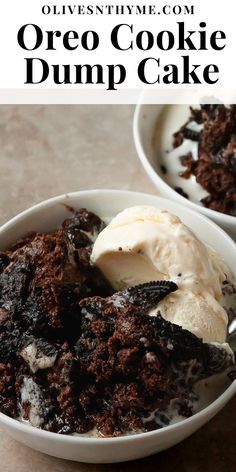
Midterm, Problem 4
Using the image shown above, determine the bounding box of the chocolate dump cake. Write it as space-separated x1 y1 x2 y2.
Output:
173 105 236 216
0 208 234 437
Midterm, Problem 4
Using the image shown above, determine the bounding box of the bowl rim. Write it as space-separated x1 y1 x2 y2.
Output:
133 101 236 227
0 188 235 444
0 381 234 444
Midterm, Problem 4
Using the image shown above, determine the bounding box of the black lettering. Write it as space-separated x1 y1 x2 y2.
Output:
136 5 146 14
199 22 207 50
182 55 201 83
136 30 154 51
42 5 50 14
163 64 180 83
18 24 43 51
53 64 71 84
75 64 104 84
138 57 160 84
177 22 196 50
203 64 219 84
96 6 104 14
46 30 61 50
163 5 171 14
111 24 133 50
184 5 194 14
81 31 99 50
173 5 181 15
63 31 79 50
52 6 60 14
210 31 226 50
25 58 49 84
68 5 77 14
157 31 175 50
107 64 126 90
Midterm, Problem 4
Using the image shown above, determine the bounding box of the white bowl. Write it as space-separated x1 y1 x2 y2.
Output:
0 189 235 463
133 103 236 239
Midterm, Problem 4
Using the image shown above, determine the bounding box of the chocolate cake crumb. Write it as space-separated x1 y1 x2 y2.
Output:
75 285 232 436
0 363 18 418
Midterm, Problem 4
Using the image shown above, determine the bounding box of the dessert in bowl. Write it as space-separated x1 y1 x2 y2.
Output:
0 189 235 463
133 102 236 238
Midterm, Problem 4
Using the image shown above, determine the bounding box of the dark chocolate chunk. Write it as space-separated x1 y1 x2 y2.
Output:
121 281 178 312
0 253 10 273
200 104 220 116
183 127 200 142
228 370 236 382
174 187 189 199
160 165 167 174
62 208 105 237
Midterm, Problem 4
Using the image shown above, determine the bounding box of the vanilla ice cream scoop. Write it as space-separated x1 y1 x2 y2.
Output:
91 206 230 345
91 206 226 297
157 289 228 344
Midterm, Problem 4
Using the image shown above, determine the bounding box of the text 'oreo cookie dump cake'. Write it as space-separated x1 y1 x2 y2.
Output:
172 105 236 215
0 206 235 437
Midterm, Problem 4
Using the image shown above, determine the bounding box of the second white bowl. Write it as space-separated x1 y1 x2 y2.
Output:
133 102 236 239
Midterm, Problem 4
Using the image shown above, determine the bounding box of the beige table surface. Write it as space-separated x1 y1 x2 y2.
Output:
0 105 235 472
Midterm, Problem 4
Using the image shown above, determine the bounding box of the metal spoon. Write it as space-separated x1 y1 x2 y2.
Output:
227 318 236 350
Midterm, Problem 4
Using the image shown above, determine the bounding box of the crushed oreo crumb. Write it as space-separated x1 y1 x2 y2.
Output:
183 128 200 142
160 165 167 175
174 187 189 199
